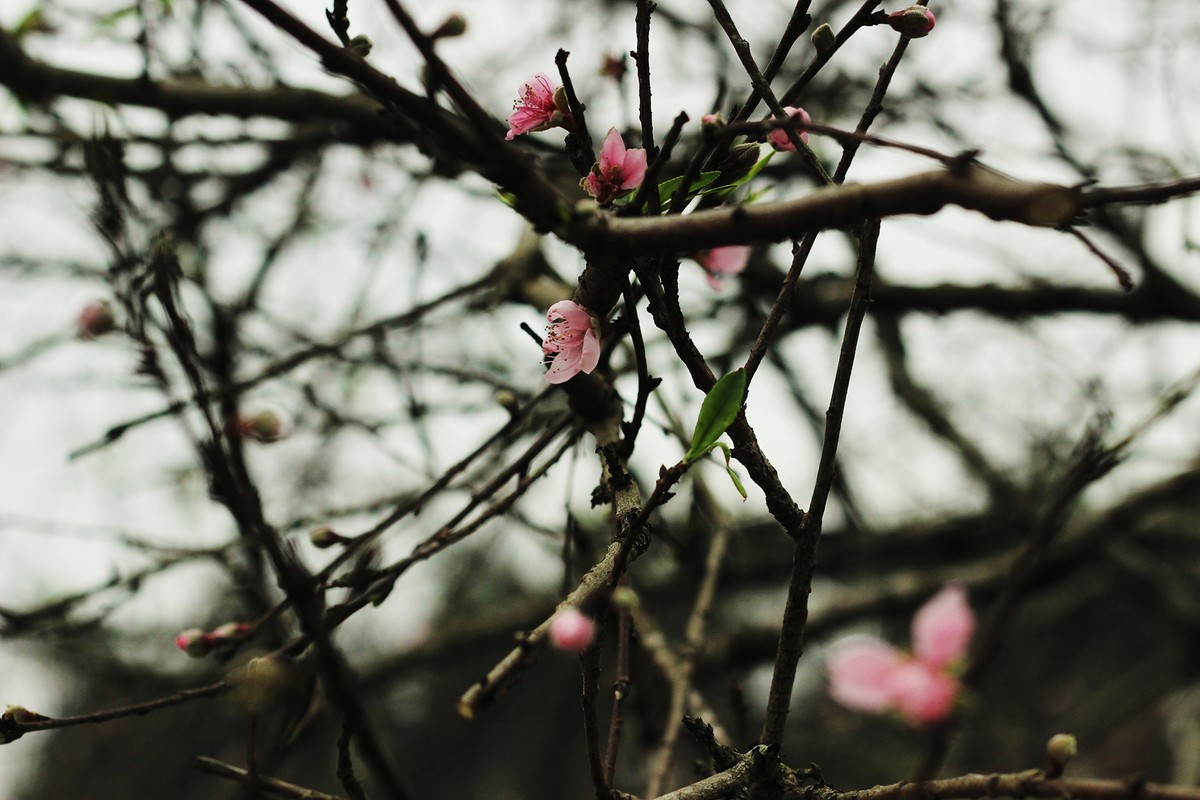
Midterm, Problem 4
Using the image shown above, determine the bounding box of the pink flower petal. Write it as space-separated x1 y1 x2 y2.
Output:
827 636 904 713
887 660 959 725
699 246 751 276
548 300 592 329
618 148 647 192
599 127 626 168
579 329 601 374
912 584 974 669
545 348 584 384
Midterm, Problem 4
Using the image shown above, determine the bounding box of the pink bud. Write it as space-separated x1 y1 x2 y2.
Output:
766 107 811 152
77 300 116 339
174 628 211 658
549 608 596 653
887 6 936 38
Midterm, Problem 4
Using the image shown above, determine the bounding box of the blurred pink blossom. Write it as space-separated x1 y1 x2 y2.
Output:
766 106 811 152
506 73 572 140
827 584 974 725
690 246 751 290
543 300 601 384
583 128 647 204
549 608 596 653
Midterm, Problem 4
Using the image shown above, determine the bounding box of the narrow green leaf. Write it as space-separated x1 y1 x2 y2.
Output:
496 190 518 209
656 170 722 208
714 443 748 500
684 368 747 464
699 151 776 198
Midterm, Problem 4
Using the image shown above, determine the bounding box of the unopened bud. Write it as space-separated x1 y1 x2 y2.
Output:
230 656 299 715
611 586 639 610
3 705 48 724
175 628 211 658
237 409 288 444
599 52 627 81
309 526 344 549
701 113 725 128
494 389 520 416
78 300 117 339
716 142 762 184
1046 733 1077 776
549 607 596 653
348 34 373 57
887 6 936 38
811 22 836 53
431 13 467 39
1 705 50 744
552 85 572 116
210 622 250 641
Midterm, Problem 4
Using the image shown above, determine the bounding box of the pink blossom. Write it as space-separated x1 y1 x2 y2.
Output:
549 607 596 653
583 128 648 204
543 300 601 384
690 246 751 290
826 584 974 726
506 73 572 140
887 6 936 38
911 583 974 669
887 660 960 725
827 637 904 714
766 107 811 152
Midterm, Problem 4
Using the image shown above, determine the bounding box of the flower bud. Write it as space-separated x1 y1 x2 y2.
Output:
237 409 288 444
716 142 762 185
552 85 572 117
1 705 50 744
549 607 596 653
887 6 936 38
230 656 300 715
77 300 116 339
348 34 373 57
1046 733 1077 776
493 389 520 416
309 525 344 549
4 705 48 724
431 13 467 39
599 52 627 81
210 622 250 641
811 22 836 53
701 113 725 128
175 628 211 658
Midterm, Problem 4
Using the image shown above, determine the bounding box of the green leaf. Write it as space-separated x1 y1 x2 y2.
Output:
714 443 748 499
684 368 746 464
496 190 518 209
699 151 776 198
656 170 722 208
